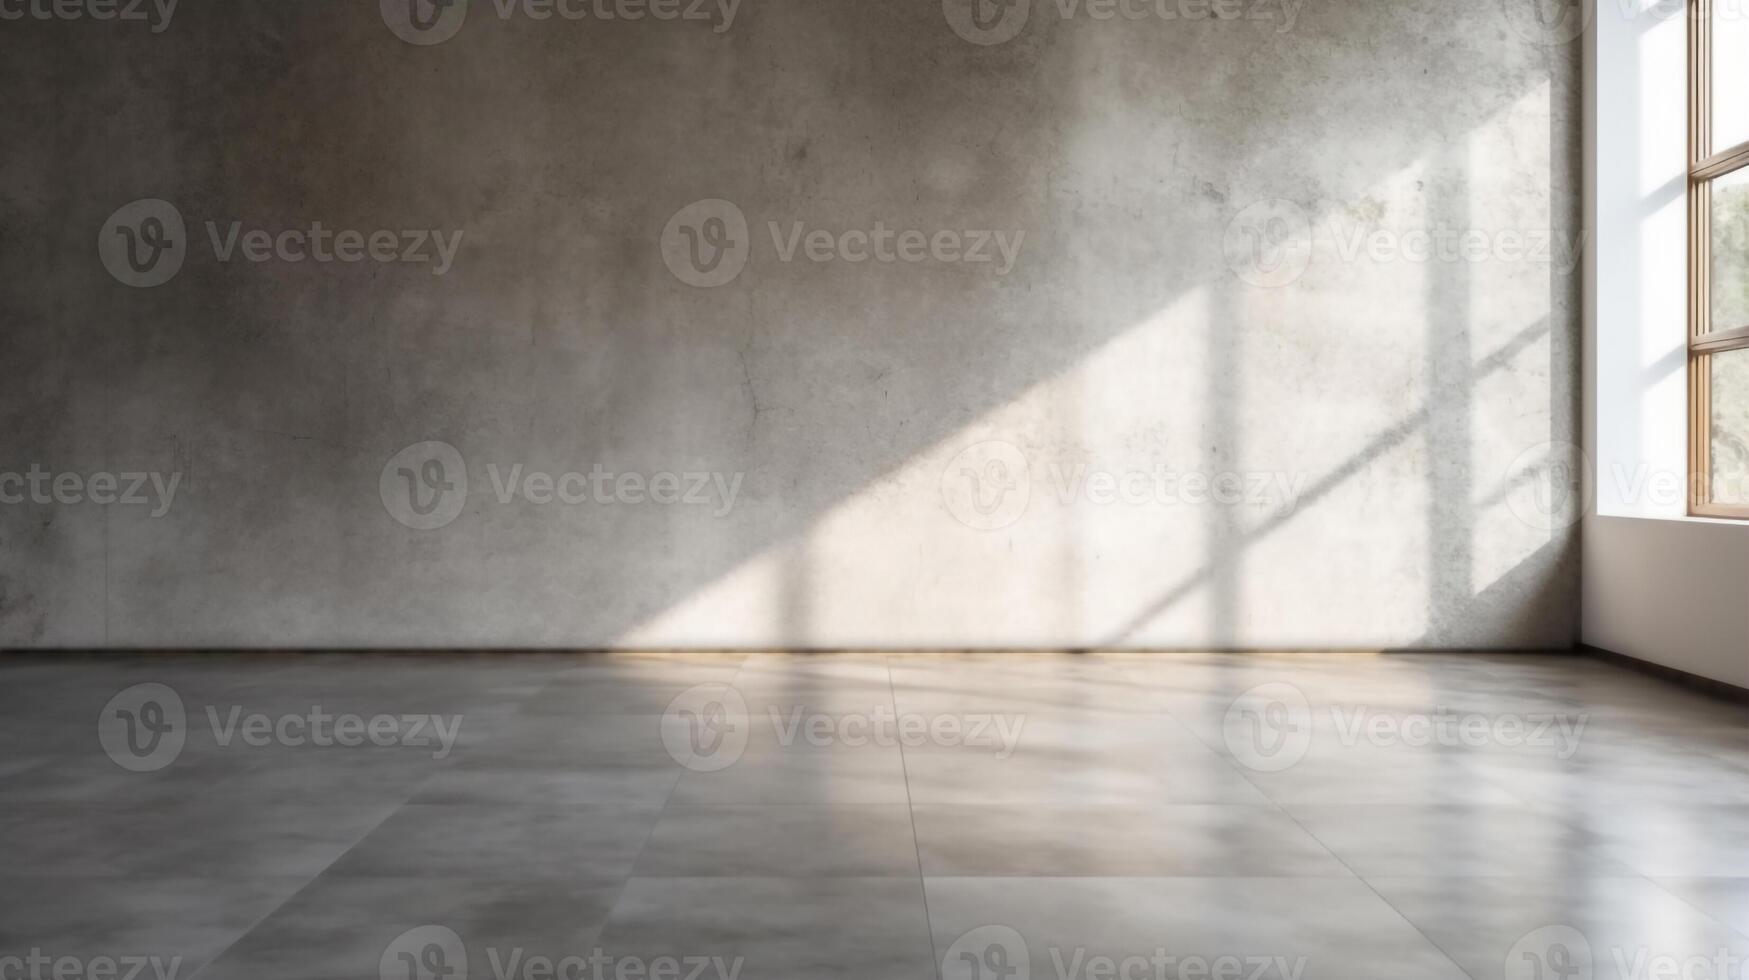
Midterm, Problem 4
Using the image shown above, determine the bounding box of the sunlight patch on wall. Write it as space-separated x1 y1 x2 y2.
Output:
618 287 1220 648
1232 156 1435 647
1464 81 1567 600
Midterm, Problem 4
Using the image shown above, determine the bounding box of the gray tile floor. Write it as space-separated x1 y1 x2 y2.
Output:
2 651 1748 980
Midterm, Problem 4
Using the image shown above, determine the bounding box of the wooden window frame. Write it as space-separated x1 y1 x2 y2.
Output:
1690 0 1749 518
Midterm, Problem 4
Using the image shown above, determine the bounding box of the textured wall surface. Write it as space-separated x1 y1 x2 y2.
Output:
0 0 1581 649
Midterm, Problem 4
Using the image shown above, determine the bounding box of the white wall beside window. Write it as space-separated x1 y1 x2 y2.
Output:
1585 0 1749 687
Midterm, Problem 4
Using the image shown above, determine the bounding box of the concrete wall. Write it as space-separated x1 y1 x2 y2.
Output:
0 0 1581 649
1583 0 1749 689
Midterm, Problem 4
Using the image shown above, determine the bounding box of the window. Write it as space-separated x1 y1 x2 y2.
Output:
1691 0 1749 517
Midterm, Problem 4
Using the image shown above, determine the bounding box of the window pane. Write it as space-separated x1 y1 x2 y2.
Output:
1717 4 1749 152
1710 167 1749 332
1713 348 1749 507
